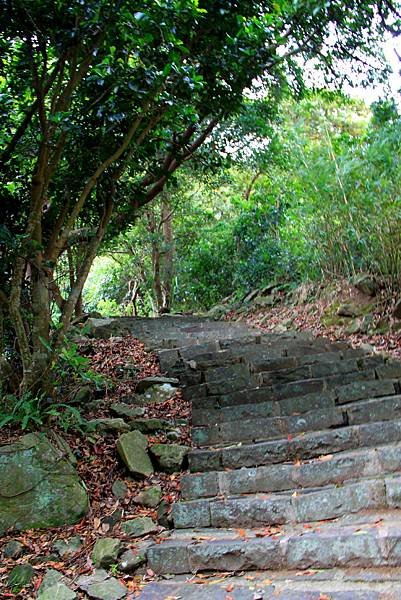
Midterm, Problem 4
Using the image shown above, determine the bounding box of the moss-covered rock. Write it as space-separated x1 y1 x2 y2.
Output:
7 563 34 591
133 485 162 508
0 433 88 534
121 516 157 537
130 418 174 433
116 431 153 477
150 443 190 473
37 569 76 600
91 538 121 568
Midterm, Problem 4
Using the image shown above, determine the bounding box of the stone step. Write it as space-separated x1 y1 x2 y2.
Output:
192 404 343 446
140 568 401 598
160 333 352 375
183 347 365 376
172 475 401 529
189 371 396 409
181 440 401 501
192 375 396 426
146 513 401 575
259 356 385 386
247 347 373 374
188 417 401 473
192 389 401 446
185 353 385 402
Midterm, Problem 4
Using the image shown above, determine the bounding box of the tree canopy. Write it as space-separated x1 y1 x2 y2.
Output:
1 0 400 394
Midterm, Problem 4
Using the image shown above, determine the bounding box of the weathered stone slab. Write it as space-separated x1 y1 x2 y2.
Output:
347 395 401 425
181 471 220 500
188 537 282 573
335 379 396 405
110 403 145 419
136 376 179 392
311 358 359 379
209 495 292 528
92 538 121 568
261 365 312 385
137 383 177 405
286 529 383 569
147 540 190 575
37 569 76 600
87 418 129 433
293 479 385 523
376 362 401 379
172 499 211 528
116 431 153 476
133 485 162 507
76 569 127 599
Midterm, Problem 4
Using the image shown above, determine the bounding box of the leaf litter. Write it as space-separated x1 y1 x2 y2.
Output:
0 335 191 598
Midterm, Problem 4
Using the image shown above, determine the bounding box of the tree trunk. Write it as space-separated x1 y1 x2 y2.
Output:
161 199 174 313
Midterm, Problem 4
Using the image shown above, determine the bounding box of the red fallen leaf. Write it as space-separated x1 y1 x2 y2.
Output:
226 583 234 592
237 528 247 538
287 434 293 441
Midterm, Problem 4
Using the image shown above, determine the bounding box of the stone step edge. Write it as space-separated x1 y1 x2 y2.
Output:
191 389 401 447
188 370 398 409
172 475 401 529
188 417 401 472
191 381 396 427
146 518 401 575
139 569 401 599
159 336 352 372
184 349 375 382
181 439 401 500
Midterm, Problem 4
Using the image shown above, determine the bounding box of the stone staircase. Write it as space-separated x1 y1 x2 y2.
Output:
132 318 401 599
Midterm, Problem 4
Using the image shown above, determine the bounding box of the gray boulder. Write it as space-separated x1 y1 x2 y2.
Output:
337 303 361 318
111 479 128 499
118 546 148 572
130 417 174 433
76 569 127 600
53 536 82 558
3 539 24 558
206 305 228 320
150 443 190 473
136 384 177 405
0 433 88 534
110 403 145 419
353 273 378 296
37 569 76 600
136 376 179 393
87 418 129 433
71 385 92 405
116 431 153 476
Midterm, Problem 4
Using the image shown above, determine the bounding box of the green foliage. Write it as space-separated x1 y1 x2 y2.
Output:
86 93 401 311
56 342 103 387
0 392 86 433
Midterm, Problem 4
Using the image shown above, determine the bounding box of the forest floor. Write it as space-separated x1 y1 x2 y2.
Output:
2 279 401 598
0 337 190 598
227 279 401 360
